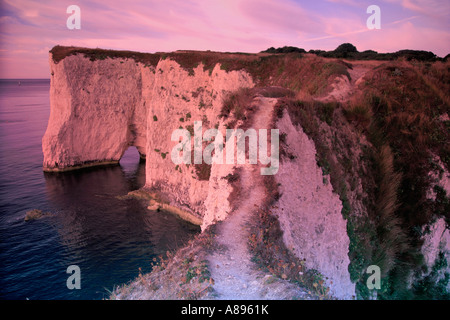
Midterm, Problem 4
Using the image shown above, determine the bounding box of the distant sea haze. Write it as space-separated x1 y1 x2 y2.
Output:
0 79 199 300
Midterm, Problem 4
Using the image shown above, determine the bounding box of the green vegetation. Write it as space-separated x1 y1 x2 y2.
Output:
412 251 450 299
277 86 444 298
194 162 211 181
272 66 449 297
223 172 239 183
274 98 377 298
50 45 161 66
220 87 295 130
185 261 211 284
271 58 449 299
334 43 358 54
154 149 168 159
318 102 337 126
185 124 194 136
261 44 441 61
261 46 306 54
342 61 450 299
220 87 252 122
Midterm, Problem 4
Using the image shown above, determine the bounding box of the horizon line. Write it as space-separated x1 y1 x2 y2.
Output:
0 78 51 80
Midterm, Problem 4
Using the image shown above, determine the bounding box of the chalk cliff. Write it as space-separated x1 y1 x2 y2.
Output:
43 53 148 170
43 47 356 299
43 48 254 229
44 46 449 300
274 110 355 299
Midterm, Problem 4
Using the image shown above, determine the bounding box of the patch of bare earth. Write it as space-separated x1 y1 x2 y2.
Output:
317 60 382 103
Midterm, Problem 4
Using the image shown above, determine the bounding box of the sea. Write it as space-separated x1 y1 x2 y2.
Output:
0 79 200 300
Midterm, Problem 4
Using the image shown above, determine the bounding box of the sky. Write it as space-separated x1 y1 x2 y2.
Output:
0 0 449 78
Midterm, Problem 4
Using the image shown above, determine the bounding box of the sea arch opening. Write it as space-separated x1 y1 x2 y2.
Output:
119 146 145 168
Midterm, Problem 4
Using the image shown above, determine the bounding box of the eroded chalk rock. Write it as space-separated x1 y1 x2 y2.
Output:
44 50 253 226
273 109 355 299
43 54 147 172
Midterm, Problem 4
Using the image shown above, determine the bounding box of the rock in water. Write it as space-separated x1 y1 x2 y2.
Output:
24 209 44 221
24 209 52 221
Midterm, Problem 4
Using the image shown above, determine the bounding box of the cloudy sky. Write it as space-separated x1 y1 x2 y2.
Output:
1 0 449 78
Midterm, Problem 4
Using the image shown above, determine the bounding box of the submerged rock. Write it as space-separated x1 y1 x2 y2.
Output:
24 209 52 221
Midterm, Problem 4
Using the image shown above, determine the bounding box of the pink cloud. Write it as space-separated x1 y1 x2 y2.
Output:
238 0 322 34
383 0 450 20
326 0 363 7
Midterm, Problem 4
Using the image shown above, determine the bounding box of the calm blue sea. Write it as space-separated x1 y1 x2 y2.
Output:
0 79 199 300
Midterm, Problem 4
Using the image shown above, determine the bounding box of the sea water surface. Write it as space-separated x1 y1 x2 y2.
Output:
0 79 200 300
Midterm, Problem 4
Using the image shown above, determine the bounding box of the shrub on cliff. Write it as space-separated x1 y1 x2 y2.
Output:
260 46 306 54
328 43 358 58
334 43 358 54
393 49 437 61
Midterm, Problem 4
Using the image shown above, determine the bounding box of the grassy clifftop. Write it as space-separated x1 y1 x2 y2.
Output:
49 45 349 93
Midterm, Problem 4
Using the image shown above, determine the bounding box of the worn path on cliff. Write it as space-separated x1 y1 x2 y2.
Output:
205 62 373 299
206 95 311 300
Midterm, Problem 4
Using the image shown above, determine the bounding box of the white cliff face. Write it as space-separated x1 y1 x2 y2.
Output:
274 110 355 300
43 52 254 225
419 216 450 294
422 218 450 272
143 59 254 225
43 54 147 170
